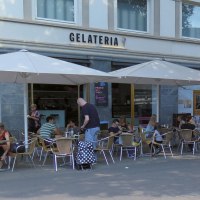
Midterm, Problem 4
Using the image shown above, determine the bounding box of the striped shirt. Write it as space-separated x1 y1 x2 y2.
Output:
40 123 56 139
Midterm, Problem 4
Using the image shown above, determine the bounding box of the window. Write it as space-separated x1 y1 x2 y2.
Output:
37 0 75 22
117 0 147 32
182 3 200 39
193 90 200 115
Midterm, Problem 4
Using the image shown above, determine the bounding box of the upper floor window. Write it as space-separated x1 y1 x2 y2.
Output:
37 0 75 22
182 3 200 39
117 0 147 32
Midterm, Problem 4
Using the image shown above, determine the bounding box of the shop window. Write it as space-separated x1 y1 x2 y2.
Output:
193 90 200 115
117 0 148 32
37 0 75 23
112 83 152 121
182 2 200 39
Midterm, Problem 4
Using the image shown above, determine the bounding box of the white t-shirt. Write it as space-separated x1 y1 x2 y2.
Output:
154 130 163 142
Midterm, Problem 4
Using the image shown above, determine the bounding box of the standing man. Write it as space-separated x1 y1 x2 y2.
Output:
77 98 100 148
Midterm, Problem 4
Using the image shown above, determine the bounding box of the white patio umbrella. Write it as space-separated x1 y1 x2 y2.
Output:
0 49 114 146
109 60 200 85
109 59 200 122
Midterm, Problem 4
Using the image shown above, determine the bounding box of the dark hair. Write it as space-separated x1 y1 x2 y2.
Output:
46 116 54 122
113 119 119 124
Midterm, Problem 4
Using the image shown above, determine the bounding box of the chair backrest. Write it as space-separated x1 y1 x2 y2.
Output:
26 138 37 154
179 129 193 141
38 137 51 151
160 128 171 134
55 138 73 154
193 129 200 139
106 136 114 149
98 130 109 139
120 134 133 146
163 131 173 144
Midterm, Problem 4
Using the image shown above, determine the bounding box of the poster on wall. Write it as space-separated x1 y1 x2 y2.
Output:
95 82 108 106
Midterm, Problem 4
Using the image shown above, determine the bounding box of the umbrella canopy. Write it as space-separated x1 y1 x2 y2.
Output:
0 49 113 84
109 60 200 85
109 59 200 124
0 49 115 146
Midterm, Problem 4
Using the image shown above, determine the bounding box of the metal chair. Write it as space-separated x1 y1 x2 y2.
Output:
9 138 37 172
95 136 115 165
50 137 75 171
119 134 141 161
151 131 174 159
179 129 196 155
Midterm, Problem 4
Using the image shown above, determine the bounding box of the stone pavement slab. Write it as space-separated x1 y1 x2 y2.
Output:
0 154 200 200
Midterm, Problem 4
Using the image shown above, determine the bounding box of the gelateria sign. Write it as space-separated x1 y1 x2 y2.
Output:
69 32 126 48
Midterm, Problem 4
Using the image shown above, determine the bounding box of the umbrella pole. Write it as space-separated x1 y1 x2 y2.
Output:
78 84 80 127
31 83 34 104
156 84 160 122
24 83 28 149
131 84 135 129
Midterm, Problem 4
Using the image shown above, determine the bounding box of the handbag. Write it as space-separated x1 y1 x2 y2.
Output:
10 141 25 153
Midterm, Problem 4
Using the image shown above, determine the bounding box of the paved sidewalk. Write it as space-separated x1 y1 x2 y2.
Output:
0 154 200 200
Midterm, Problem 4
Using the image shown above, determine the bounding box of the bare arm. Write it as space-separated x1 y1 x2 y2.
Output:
81 115 89 129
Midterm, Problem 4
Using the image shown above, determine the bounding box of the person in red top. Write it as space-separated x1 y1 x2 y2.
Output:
0 123 10 169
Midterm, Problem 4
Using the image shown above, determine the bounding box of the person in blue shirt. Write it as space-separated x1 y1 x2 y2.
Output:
145 114 157 138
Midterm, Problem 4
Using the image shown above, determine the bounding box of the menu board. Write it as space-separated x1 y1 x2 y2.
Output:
95 82 108 106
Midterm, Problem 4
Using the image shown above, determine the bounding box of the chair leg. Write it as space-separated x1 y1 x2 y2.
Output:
54 155 58 171
169 144 173 157
134 147 137 160
192 142 195 155
42 152 48 166
39 147 43 161
161 145 166 159
109 150 115 163
28 155 35 168
12 156 17 172
181 142 183 155
120 147 123 161
71 154 75 170
102 150 109 165
7 156 11 170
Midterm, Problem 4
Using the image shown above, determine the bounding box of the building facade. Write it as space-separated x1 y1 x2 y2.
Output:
0 0 200 131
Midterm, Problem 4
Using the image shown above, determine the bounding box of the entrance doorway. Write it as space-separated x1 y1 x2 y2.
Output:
28 84 83 128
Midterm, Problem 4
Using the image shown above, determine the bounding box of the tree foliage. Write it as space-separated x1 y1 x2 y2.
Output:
182 4 194 28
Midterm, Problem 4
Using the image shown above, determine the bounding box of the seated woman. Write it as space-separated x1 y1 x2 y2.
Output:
119 115 131 131
0 123 10 169
145 114 157 138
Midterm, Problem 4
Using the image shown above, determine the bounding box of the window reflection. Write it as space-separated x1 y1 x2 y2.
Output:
37 0 75 22
117 0 147 31
182 3 200 39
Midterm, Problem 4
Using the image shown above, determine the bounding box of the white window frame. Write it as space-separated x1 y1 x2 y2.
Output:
114 0 151 34
33 0 79 25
